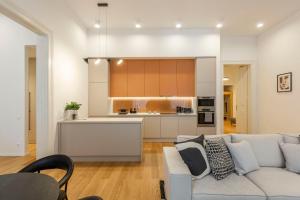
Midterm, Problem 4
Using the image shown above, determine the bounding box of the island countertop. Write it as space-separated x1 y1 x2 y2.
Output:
59 117 144 124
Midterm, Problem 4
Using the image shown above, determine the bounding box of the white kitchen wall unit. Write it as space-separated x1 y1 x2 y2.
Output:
88 60 109 82
88 59 109 116
196 58 216 96
144 117 161 138
88 83 109 116
178 116 197 135
161 117 179 138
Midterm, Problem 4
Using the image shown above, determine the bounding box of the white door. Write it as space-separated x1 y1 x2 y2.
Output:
236 66 248 133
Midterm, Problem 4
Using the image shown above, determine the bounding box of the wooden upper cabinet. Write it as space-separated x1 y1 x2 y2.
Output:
159 60 177 96
145 60 160 96
127 60 145 97
110 60 128 97
109 58 196 97
177 59 195 97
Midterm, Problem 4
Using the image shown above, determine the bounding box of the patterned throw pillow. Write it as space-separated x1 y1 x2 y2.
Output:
205 137 235 180
175 135 210 180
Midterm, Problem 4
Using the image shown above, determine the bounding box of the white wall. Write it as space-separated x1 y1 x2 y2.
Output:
88 29 220 57
0 14 38 156
221 36 257 62
1 0 88 156
257 12 300 133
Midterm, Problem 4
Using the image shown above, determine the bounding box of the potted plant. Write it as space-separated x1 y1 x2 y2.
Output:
64 101 82 120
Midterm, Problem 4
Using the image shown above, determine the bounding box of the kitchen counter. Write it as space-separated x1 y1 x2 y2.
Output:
59 117 144 124
98 112 197 117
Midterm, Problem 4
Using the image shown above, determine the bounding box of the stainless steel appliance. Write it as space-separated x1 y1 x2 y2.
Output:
197 96 215 127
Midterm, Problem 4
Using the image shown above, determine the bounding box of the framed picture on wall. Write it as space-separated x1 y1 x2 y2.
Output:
277 72 292 92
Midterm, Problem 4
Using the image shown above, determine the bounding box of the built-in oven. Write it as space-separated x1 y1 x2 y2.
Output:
197 97 215 127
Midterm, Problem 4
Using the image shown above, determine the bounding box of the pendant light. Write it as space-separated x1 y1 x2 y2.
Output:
94 2 109 65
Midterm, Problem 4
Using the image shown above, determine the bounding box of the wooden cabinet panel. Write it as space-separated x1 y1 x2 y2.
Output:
177 59 195 97
127 60 145 96
161 117 178 138
109 58 196 97
110 60 128 97
178 116 197 135
144 117 161 138
159 60 177 96
145 60 160 96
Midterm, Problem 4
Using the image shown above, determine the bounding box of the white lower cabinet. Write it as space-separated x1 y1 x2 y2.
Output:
178 116 197 135
160 117 179 138
144 117 161 138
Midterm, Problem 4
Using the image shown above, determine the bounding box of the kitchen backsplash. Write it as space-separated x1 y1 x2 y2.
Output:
112 99 193 113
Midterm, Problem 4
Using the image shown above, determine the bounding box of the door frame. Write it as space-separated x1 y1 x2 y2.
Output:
221 60 257 134
0 2 53 158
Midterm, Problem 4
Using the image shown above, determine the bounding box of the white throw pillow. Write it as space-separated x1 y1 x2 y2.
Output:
280 142 300 173
231 134 284 167
227 141 260 175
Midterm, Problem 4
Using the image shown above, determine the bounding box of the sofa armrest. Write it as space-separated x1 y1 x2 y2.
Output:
163 147 192 200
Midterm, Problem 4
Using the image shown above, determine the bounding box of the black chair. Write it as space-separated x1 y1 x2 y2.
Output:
79 196 103 200
18 154 74 200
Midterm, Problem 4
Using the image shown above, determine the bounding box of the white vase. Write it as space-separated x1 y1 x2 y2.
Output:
64 110 78 120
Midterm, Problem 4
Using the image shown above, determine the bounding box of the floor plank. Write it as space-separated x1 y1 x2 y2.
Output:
0 142 173 200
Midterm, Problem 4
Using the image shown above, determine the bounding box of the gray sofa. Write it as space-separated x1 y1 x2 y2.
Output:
163 133 300 200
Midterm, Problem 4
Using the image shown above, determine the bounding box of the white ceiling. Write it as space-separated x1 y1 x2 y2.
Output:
65 0 300 35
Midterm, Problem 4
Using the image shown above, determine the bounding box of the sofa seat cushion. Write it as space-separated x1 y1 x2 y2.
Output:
231 134 284 167
192 173 266 200
246 167 300 200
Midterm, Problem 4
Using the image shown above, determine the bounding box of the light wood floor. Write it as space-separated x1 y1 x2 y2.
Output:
224 119 237 134
0 142 173 200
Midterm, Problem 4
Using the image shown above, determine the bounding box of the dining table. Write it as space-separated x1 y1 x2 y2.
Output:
0 173 60 200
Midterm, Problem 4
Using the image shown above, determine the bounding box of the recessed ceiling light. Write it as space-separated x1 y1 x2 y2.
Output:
94 23 101 29
176 23 182 29
135 23 142 29
94 59 101 65
216 23 223 29
256 22 264 28
117 59 124 65
223 77 230 81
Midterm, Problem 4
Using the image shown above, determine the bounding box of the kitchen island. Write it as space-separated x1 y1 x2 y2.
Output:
58 118 144 162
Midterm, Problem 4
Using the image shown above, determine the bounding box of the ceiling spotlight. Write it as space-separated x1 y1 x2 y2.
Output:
94 59 101 65
223 77 230 81
176 23 182 29
216 23 223 29
117 59 124 65
256 22 264 28
135 23 142 29
94 23 101 29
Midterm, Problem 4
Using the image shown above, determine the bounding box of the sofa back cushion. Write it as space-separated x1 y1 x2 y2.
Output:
231 134 284 167
177 135 231 144
280 133 300 144
280 142 300 173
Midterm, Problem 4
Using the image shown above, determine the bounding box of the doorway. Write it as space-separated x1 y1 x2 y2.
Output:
223 64 250 134
26 46 36 155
